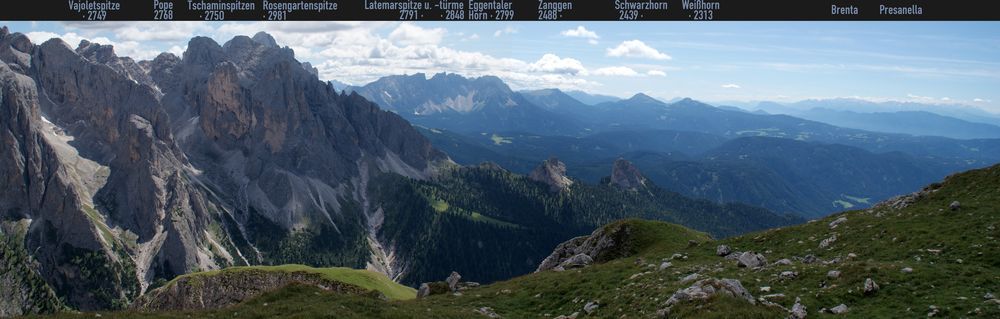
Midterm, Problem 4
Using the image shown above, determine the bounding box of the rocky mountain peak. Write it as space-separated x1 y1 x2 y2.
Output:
428 72 457 81
76 40 156 89
75 40 116 61
153 32 449 233
610 158 648 190
183 36 225 66
624 93 662 105
470 74 507 86
529 157 573 192
0 28 34 71
252 31 279 48
149 52 180 71
222 35 257 50
301 61 319 78
423 72 512 93
671 97 715 110
354 71 578 134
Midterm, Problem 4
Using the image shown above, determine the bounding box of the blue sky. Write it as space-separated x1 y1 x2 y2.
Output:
3 21 998 112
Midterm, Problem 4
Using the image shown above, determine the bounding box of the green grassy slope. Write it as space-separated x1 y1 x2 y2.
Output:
372 164 799 286
165 265 416 301
43 164 1000 318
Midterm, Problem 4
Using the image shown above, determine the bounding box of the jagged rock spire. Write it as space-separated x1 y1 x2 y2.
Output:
610 158 647 190
529 157 573 192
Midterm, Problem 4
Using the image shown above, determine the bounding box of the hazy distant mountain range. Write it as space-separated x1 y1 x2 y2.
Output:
349 73 998 218
753 101 1000 139
350 73 583 135
351 72 1000 160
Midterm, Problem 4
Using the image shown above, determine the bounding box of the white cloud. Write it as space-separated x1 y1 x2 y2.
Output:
24 31 64 44
607 40 671 60
388 22 445 46
27 22 599 91
647 70 667 77
528 54 587 75
24 31 161 60
494 26 518 37
115 23 210 42
593 66 639 77
974 98 992 103
754 62 1000 80
25 31 105 49
58 22 214 46
905 94 975 105
561 26 599 44
721 84 741 89
561 26 598 39
907 93 933 100
167 45 185 57
288 25 597 90
107 41 164 61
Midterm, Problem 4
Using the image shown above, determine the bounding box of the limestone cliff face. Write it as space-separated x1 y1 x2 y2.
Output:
75 40 157 91
0 41 137 312
149 35 448 250
0 27 450 314
200 61 253 143
32 37 236 287
1 28 245 312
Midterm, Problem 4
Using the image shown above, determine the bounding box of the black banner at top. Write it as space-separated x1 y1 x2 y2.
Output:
3 0 1000 21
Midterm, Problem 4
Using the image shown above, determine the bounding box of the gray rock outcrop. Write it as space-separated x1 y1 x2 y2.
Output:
863 278 879 295
829 304 849 314
665 278 754 308
536 222 639 272
446 271 462 291
949 201 961 211
583 301 599 314
133 269 371 311
558 253 594 270
789 297 807 319
529 157 573 192
475 306 502 318
736 252 767 269
716 245 732 256
819 235 837 249
829 217 848 228
610 158 648 190
870 181 944 212
417 283 431 298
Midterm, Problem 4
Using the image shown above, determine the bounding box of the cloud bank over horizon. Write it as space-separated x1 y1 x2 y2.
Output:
6 21 999 113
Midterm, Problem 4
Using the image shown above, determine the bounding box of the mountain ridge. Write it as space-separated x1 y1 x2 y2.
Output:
352 72 584 135
58 162 1000 318
1 28 451 312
